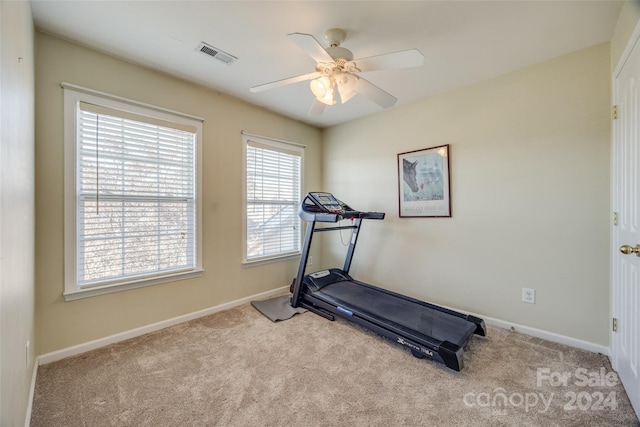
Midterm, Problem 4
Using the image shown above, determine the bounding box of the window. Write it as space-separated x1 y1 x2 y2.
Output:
63 85 203 300
243 133 304 265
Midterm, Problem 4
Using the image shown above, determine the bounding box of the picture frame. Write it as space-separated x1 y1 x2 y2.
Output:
397 144 451 218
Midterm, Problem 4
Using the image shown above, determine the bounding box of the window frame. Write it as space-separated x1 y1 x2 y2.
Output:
63 85 203 301
242 132 304 267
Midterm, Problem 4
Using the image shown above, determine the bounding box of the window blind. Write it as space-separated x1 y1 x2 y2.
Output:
246 138 302 262
77 104 197 287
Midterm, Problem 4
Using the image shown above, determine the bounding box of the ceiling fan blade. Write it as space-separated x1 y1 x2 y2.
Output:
287 32 335 64
354 49 424 73
250 72 321 93
355 77 397 109
308 99 326 116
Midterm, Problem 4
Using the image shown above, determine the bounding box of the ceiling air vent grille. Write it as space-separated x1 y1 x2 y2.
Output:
196 42 237 65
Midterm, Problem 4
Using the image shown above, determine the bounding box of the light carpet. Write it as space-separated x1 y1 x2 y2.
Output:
31 303 639 426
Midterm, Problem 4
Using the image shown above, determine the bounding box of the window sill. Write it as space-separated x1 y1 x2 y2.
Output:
242 253 300 268
63 269 204 301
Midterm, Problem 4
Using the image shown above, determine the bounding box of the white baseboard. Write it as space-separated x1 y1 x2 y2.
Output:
37 286 610 366
426 300 611 357
37 286 289 365
480 314 610 357
24 359 38 427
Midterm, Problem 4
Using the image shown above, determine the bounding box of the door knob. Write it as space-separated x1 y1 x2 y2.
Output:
620 244 640 256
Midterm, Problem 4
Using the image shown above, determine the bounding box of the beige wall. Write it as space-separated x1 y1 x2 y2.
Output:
322 43 612 345
33 4 640 357
611 0 640 72
1 1 35 425
35 32 322 354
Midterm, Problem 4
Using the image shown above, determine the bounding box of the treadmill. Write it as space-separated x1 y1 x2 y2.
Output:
290 192 486 371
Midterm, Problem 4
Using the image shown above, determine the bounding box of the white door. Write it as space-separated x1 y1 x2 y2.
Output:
612 28 640 420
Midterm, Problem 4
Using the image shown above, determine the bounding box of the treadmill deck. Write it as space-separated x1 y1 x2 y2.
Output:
311 279 477 348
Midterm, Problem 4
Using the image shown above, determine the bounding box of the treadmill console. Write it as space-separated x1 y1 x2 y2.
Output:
306 192 349 214
299 192 385 223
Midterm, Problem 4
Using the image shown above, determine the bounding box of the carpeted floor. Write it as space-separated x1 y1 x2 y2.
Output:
31 303 639 426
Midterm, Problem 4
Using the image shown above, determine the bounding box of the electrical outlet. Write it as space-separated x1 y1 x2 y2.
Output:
522 288 535 304
307 256 313 266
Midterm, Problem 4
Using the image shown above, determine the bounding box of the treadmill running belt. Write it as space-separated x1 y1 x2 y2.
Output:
314 280 476 347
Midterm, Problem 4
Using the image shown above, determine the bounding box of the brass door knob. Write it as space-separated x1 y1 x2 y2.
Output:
620 244 640 256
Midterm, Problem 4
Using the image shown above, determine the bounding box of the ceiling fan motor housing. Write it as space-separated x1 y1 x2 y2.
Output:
324 28 353 62
324 28 346 46
326 46 353 62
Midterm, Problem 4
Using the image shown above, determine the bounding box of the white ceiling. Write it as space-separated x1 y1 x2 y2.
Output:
31 1 623 128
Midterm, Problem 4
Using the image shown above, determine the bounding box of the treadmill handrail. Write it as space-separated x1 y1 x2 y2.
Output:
292 192 385 306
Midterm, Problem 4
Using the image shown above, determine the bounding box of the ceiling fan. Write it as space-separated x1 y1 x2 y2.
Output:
250 28 424 116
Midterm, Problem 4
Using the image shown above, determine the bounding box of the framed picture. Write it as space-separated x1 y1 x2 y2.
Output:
398 144 451 217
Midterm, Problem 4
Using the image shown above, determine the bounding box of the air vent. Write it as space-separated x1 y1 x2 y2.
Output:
196 42 237 65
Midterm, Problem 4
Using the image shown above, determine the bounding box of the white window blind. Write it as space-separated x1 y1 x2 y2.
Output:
63 86 203 299
244 135 303 263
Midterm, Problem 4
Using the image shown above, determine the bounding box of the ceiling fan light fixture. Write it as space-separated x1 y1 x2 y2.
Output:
310 76 336 105
310 76 331 97
337 73 358 104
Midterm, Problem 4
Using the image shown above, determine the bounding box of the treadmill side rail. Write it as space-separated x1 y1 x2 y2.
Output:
438 341 466 371
467 315 487 336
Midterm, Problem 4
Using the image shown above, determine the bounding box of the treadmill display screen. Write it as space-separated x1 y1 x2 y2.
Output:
309 192 342 213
